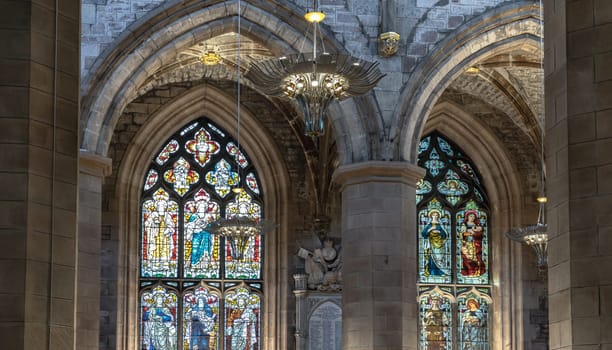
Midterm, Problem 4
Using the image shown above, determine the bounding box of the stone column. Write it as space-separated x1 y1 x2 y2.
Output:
333 161 425 350
294 274 309 350
546 1 612 349
77 152 112 350
0 0 80 348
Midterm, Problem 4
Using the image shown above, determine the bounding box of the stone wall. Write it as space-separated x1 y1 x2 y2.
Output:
80 0 520 81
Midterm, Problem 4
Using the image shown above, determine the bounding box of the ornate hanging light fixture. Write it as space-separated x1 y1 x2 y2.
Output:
208 0 274 260
246 0 385 137
506 0 547 273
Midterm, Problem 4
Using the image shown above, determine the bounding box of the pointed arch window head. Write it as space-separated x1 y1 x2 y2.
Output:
417 131 491 350
139 117 264 350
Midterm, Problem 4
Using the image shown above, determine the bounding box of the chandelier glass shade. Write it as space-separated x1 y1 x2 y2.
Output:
505 201 548 272
247 6 385 137
248 53 384 137
208 212 274 260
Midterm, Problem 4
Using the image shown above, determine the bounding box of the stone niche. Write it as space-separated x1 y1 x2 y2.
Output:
293 274 342 350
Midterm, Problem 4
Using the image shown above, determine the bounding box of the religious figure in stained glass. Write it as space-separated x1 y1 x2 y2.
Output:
185 128 220 167
419 199 452 283
140 117 265 348
456 202 487 282
419 289 453 350
437 170 469 206
165 157 200 196
205 159 239 198
142 189 179 277
183 287 219 350
457 290 491 350
184 189 220 278
141 286 178 350
416 132 491 350
224 191 262 279
416 179 432 204
225 288 260 350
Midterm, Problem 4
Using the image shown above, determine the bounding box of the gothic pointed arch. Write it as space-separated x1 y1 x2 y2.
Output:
395 2 542 163
112 83 290 350
79 0 380 165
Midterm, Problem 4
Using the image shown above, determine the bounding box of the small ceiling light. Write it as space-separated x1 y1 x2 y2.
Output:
465 66 480 74
200 50 222 66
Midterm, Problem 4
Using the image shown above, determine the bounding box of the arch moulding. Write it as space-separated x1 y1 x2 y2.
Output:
424 100 527 350
80 0 376 165
396 1 541 163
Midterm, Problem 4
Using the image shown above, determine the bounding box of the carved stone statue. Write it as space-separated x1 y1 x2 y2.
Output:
298 238 342 292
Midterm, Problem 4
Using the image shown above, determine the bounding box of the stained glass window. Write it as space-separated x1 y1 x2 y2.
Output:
140 117 264 350
417 131 491 350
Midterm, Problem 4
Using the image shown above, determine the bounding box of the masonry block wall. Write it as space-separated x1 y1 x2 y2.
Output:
546 0 612 349
0 0 80 349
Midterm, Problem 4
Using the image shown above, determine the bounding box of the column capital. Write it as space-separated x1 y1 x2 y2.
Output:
332 161 425 190
79 151 112 178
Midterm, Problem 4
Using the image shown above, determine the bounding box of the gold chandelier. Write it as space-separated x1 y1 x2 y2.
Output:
247 1 385 137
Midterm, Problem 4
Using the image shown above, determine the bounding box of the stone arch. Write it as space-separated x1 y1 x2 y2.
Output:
396 1 541 163
80 0 379 165
112 83 291 350
423 100 528 350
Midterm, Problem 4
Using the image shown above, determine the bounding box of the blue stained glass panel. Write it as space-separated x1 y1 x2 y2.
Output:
183 287 220 350
141 286 179 350
437 170 469 206
225 287 261 350
457 291 491 350
416 179 432 204
437 137 454 156
418 136 431 156
425 149 445 177
418 199 452 284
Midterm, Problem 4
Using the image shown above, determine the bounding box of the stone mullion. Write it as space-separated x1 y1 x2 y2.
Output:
334 161 424 350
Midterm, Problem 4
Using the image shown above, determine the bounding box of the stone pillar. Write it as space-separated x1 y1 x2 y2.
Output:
77 153 112 350
333 162 425 350
546 1 612 349
0 0 80 348
294 274 309 350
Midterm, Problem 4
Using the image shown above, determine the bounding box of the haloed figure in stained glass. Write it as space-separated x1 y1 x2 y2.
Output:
142 290 178 350
226 290 259 350
184 190 219 276
458 210 485 277
144 190 178 276
423 296 450 350
460 299 487 350
422 209 450 277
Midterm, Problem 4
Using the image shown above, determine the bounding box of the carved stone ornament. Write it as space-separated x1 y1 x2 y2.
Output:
378 31 400 57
